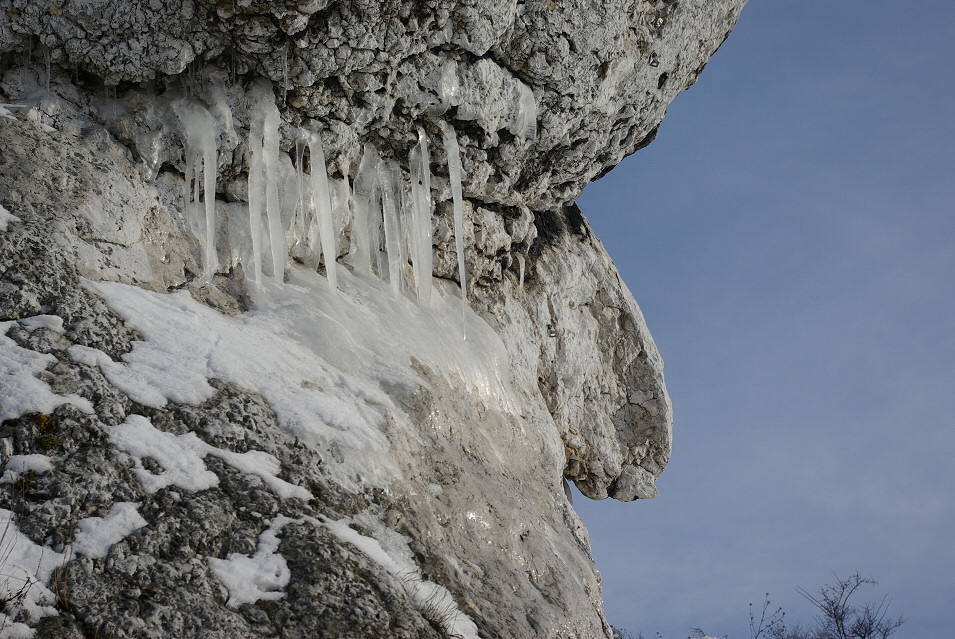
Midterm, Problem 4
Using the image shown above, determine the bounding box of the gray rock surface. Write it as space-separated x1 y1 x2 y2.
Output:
0 0 746 636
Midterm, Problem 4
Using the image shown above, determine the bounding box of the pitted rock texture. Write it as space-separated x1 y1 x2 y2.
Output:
1 0 745 210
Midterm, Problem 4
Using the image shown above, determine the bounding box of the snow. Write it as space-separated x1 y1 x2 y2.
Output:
0 509 65 635
16 315 63 333
0 455 57 485
439 121 469 339
319 514 480 639
108 414 311 500
0 203 20 231
71 502 147 559
207 516 294 607
0 320 94 422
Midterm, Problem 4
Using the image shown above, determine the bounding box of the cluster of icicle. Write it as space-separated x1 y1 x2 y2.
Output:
171 80 482 327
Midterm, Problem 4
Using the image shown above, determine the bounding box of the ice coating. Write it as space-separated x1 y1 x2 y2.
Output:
173 99 218 279
409 126 433 306
438 121 468 338
517 253 525 289
306 130 339 292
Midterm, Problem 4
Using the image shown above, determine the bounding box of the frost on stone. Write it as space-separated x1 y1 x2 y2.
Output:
0 320 94 422
0 203 20 232
207 516 294 607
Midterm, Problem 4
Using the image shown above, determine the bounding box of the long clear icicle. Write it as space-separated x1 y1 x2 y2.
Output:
350 143 379 276
379 159 403 295
409 126 433 306
261 93 286 284
174 100 219 280
306 130 338 292
438 121 468 338
247 103 265 287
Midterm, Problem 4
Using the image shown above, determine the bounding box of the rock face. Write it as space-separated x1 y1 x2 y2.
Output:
0 0 745 637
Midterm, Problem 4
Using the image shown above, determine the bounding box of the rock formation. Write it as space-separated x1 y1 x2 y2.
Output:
0 0 746 636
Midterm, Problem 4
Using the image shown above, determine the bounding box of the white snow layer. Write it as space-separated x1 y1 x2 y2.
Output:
320 514 481 639
108 414 311 500
0 203 20 232
0 320 94 422
71 502 148 559
0 455 57 484
0 509 64 636
207 516 294 607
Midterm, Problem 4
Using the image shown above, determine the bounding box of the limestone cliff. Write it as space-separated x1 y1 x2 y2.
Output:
0 1 745 637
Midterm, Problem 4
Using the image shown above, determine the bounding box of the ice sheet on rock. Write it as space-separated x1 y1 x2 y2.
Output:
0 203 20 231
0 508 66 634
1 321 94 421
207 516 294 607
0 455 58 484
71 502 148 559
80 266 518 491
319 513 480 639
109 414 311 500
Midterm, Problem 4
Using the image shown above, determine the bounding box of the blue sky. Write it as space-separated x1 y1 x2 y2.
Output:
573 1 955 637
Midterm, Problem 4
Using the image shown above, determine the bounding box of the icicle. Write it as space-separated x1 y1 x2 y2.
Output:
205 74 238 148
513 81 537 140
378 159 403 295
249 81 287 284
350 143 379 276
293 134 308 248
408 125 433 306
247 104 265 287
174 100 219 280
438 121 468 339
282 47 289 107
437 60 460 115
306 130 338 292
517 253 525 289
42 44 51 92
